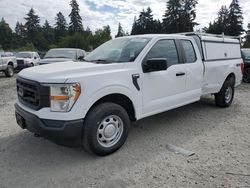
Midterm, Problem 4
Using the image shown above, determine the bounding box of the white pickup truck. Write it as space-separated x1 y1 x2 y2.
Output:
15 33 243 156
0 51 17 77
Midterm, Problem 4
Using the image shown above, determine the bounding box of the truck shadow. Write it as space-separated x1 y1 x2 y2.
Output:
0 96 239 185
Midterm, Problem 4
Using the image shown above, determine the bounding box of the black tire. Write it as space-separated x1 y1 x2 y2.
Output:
215 79 234 108
30 63 34 67
4 64 14 77
243 68 250 83
82 103 130 156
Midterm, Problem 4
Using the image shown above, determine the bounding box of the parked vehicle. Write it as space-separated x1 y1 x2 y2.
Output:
38 48 86 65
15 33 243 156
0 51 17 77
16 51 40 70
241 48 250 83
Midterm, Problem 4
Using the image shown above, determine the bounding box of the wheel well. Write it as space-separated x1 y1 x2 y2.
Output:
90 94 136 121
8 62 14 67
226 73 236 85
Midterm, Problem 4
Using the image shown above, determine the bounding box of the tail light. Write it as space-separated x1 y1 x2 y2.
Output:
240 62 244 74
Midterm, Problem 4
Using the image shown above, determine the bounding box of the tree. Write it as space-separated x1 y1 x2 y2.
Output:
162 0 182 33
42 20 55 48
206 6 229 34
130 7 162 35
244 23 250 47
24 8 40 42
180 0 198 32
0 18 13 49
12 21 26 49
115 23 125 38
162 0 198 33
92 26 112 48
55 12 67 41
131 17 138 35
227 0 244 36
68 0 83 34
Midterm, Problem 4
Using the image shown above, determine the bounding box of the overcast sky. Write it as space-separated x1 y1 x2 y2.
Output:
0 0 249 36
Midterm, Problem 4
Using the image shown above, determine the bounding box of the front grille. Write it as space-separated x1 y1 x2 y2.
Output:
17 77 50 110
17 60 24 65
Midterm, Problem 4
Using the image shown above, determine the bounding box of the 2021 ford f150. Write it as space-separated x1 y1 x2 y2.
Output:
15 33 243 155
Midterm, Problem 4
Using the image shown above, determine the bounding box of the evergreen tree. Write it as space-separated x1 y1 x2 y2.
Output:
42 20 55 47
115 23 125 38
0 18 13 49
69 0 83 34
206 6 229 34
162 0 182 33
13 21 26 48
55 12 67 41
24 8 40 42
130 7 161 35
162 0 198 33
180 0 198 32
131 16 138 35
227 0 244 36
244 23 250 47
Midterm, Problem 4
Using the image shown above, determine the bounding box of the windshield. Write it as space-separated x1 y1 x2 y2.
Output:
242 49 250 59
16 52 33 58
85 37 151 63
44 49 76 59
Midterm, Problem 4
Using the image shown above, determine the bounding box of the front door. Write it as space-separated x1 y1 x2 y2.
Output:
141 39 187 117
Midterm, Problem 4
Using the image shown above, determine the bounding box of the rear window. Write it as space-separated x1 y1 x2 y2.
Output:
181 40 196 63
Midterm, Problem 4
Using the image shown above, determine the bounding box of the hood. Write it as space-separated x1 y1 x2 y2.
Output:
18 61 125 83
17 58 30 61
39 58 73 64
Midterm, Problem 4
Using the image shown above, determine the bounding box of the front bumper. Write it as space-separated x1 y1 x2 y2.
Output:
15 103 84 147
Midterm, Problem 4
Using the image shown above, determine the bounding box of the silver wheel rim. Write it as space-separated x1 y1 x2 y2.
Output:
225 86 233 104
97 115 124 148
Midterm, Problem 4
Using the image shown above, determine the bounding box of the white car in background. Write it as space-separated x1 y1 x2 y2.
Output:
16 51 40 70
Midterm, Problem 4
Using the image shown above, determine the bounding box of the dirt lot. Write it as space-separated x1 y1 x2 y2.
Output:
0 73 249 188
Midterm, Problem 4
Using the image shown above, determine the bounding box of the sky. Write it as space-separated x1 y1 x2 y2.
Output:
0 0 249 37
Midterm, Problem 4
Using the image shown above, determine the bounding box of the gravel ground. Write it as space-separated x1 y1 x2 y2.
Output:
0 73 250 188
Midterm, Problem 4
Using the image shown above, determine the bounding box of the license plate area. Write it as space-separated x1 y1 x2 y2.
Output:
16 113 26 129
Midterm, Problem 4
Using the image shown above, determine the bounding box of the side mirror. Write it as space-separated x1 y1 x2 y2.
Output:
142 58 168 73
78 56 84 61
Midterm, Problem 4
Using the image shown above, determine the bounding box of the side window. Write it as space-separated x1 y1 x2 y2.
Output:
181 40 196 63
145 40 179 67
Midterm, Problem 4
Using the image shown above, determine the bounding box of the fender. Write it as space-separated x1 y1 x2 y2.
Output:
80 85 142 119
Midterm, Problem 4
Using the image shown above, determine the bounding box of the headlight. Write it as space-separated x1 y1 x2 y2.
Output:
47 83 81 112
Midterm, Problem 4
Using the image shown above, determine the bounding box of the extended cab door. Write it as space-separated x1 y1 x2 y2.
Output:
141 39 187 117
178 39 204 100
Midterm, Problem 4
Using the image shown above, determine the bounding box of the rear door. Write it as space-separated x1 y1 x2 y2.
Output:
179 39 204 99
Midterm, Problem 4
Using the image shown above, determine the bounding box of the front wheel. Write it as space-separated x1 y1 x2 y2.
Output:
82 103 130 156
243 68 250 83
215 79 234 108
4 65 14 77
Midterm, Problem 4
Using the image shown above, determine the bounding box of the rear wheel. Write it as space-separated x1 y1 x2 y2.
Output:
82 103 130 156
243 68 250 83
4 64 14 77
215 79 234 107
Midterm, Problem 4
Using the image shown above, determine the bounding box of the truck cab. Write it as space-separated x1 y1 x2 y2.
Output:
15 33 243 156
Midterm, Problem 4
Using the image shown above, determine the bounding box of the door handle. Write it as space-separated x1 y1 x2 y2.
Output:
176 72 186 76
